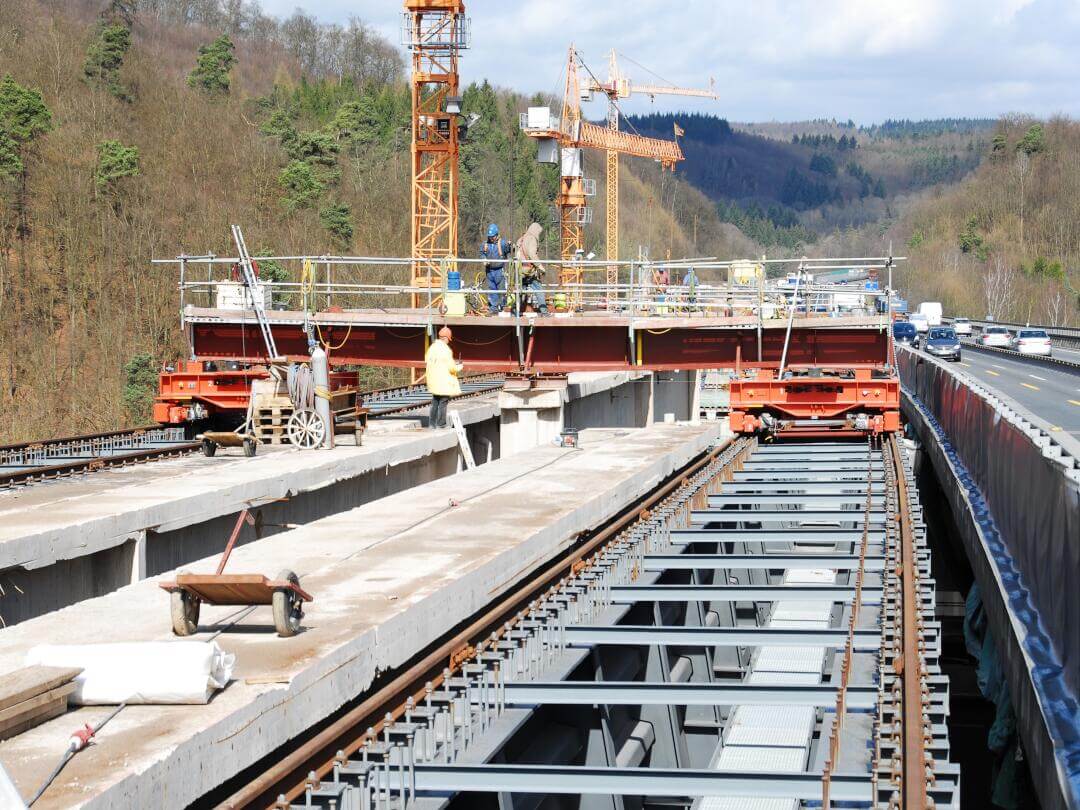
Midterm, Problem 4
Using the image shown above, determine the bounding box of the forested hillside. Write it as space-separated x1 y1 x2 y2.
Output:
894 117 1080 326
0 0 747 441
630 113 990 243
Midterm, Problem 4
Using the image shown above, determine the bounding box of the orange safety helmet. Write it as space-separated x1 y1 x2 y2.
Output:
438 326 453 341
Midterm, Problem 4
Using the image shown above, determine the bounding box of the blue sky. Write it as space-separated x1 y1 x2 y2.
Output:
260 0 1080 123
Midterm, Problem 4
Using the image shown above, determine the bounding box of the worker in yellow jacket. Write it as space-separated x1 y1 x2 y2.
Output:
425 326 462 429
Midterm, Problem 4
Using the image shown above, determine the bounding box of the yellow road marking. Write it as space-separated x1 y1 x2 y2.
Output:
985 370 1000 377
1068 400 1080 407
1051 426 1062 432
1020 382 1040 391
956 362 970 367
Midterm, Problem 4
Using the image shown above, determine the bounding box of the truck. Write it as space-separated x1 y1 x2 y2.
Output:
918 301 942 326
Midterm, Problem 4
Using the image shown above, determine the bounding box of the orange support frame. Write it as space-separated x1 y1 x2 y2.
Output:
728 367 900 437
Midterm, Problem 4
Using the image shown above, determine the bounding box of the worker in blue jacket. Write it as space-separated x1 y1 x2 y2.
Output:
479 223 512 314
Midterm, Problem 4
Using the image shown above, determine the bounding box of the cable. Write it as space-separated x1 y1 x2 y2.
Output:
28 703 126 806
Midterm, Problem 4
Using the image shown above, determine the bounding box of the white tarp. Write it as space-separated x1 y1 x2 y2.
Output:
25 642 235 705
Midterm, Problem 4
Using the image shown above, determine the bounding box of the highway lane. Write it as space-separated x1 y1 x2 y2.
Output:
943 347 1080 439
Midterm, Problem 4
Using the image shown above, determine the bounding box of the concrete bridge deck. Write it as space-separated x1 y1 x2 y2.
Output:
0 422 720 809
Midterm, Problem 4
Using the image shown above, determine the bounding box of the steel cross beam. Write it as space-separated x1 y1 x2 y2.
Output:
669 529 885 543
690 510 888 524
565 626 881 649
499 681 879 709
708 494 887 506
643 554 888 571
610 585 883 602
390 764 875 801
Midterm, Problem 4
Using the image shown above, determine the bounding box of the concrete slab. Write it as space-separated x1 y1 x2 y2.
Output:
0 396 499 573
0 422 720 809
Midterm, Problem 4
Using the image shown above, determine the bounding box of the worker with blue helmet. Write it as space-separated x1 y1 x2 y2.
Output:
479 223 512 314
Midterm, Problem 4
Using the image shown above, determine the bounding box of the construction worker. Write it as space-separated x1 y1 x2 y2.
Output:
424 326 462 429
479 223 512 314
682 266 699 311
514 222 549 316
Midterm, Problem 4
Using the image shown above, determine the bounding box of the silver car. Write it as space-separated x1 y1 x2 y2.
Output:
979 326 1011 347
1012 328 1052 356
952 317 972 335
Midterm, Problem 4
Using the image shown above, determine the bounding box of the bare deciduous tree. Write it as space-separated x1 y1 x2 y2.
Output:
984 254 1013 320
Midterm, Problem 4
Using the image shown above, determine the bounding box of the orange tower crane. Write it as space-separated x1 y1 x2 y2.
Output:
587 50 718 285
403 1 470 306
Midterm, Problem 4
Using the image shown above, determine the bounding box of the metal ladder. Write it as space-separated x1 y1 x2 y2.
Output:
231 224 279 360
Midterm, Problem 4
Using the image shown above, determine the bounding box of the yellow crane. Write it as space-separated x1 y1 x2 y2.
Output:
522 46 689 290
586 50 718 286
403 0 469 305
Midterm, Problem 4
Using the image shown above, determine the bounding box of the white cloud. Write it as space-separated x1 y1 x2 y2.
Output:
258 0 1080 121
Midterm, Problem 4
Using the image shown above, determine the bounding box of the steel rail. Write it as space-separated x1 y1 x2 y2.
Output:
217 437 755 809
891 431 932 807
822 436 875 808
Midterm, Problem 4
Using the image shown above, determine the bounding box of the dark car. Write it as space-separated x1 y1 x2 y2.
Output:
893 321 918 348
924 326 961 361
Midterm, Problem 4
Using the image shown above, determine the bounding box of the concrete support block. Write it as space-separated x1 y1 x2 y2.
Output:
129 530 147 584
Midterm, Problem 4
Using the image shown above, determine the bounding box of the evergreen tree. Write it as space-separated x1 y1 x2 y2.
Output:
0 74 52 233
84 22 132 100
320 202 354 246
122 353 157 421
187 35 236 96
1016 123 1045 156
94 139 139 191
278 159 323 210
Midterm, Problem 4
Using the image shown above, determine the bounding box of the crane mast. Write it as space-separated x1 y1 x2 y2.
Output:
403 1 469 307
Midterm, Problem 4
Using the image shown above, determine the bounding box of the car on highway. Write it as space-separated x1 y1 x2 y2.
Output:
908 313 930 334
952 317 973 335
1011 328 1052 356
924 326 962 361
978 326 1012 347
892 321 919 348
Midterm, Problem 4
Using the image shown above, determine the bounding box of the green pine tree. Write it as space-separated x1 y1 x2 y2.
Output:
278 160 324 210
320 202 354 247
84 23 132 100
187 35 236 96
94 139 139 191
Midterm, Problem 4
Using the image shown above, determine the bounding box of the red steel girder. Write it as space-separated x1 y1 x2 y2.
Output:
189 320 890 373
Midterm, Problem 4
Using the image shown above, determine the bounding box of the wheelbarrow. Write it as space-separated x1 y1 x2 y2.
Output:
159 507 312 638
198 430 258 458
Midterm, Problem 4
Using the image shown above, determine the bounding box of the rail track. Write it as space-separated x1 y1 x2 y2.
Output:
215 434 955 809
0 376 505 489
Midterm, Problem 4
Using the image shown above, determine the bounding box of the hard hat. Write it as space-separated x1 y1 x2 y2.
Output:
438 326 453 340
486 223 499 238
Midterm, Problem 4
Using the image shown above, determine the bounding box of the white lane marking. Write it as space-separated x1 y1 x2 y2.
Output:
991 364 1007 370
1029 373 1047 381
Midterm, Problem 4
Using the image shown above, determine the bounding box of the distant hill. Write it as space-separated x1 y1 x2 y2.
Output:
626 112 993 237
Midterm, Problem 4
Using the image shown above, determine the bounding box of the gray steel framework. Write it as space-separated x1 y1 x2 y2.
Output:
284 437 957 810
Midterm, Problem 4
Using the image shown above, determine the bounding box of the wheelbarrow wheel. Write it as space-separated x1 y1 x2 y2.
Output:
201 438 217 457
272 569 304 637
171 575 200 636
243 437 257 457
287 409 326 449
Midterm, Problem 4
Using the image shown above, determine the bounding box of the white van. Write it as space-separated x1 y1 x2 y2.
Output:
918 302 943 326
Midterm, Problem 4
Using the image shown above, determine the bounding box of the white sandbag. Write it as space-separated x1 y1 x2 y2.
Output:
25 642 235 705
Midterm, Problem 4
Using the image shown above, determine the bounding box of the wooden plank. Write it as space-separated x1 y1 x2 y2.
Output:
0 666 81 713
0 682 77 739
176 574 275 605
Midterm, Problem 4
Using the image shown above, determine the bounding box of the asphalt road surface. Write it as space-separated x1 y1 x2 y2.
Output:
939 345 1080 441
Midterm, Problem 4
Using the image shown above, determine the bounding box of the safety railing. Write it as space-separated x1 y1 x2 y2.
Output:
155 253 905 323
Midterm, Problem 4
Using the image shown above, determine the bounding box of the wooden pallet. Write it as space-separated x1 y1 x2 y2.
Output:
0 665 82 740
252 392 294 446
